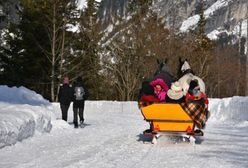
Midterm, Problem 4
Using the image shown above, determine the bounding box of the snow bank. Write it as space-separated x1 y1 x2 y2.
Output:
0 85 50 106
0 86 54 148
209 96 248 125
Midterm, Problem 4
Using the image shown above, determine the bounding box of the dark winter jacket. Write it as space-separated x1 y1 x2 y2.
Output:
138 81 155 100
165 96 185 103
73 81 89 108
58 84 74 105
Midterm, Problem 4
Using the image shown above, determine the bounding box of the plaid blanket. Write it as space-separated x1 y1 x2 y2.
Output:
180 102 208 129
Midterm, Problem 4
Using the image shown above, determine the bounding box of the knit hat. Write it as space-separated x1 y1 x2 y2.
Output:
188 79 201 97
141 81 154 95
189 79 199 91
63 76 69 84
167 81 184 100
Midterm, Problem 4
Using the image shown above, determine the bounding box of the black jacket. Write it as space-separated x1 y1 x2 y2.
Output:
58 84 74 105
165 96 185 103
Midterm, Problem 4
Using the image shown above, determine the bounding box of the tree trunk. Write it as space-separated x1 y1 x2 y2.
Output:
237 21 242 95
246 17 248 95
55 29 66 102
51 3 56 102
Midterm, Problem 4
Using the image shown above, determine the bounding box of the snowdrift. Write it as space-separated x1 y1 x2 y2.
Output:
0 85 49 106
0 86 54 148
209 96 248 124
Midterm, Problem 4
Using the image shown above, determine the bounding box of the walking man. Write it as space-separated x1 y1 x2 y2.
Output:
73 77 89 128
58 76 73 121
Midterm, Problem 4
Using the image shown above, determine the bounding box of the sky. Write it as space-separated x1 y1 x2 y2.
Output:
0 85 248 168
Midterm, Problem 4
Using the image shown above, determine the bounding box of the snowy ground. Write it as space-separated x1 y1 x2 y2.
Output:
0 86 248 168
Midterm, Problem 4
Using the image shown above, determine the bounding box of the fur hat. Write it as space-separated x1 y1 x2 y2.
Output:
167 81 183 100
63 76 69 84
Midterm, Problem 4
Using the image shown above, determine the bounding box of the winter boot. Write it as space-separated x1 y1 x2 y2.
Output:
74 122 78 128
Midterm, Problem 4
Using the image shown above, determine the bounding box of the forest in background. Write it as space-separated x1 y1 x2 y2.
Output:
0 0 246 101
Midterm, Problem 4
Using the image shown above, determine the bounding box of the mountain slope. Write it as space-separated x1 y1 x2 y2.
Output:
99 0 248 40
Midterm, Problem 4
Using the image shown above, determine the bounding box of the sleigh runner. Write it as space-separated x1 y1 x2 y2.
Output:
140 103 206 144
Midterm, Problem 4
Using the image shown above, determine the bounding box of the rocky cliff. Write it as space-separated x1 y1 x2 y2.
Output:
99 0 248 40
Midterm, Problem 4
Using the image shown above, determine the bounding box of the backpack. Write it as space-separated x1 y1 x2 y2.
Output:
74 86 85 100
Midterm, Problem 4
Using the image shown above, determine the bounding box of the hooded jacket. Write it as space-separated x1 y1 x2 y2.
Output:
150 78 169 101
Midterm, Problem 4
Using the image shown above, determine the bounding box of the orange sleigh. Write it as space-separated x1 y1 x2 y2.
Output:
140 103 204 144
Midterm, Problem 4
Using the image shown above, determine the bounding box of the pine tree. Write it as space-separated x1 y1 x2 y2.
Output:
186 2 214 96
0 0 79 101
0 3 49 91
193 2 213 79
195 5 212 51
69 0 103 99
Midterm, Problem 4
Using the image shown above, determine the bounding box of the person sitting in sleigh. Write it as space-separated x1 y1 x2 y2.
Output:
181 79 210 132
150 78 169 102
166 81 185 103
186 79 209 109
138 81 160 108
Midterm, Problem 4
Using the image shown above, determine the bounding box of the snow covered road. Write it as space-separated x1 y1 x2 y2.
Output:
1 100 248 168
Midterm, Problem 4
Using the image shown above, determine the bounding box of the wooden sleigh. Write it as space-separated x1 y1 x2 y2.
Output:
140 103 204 144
